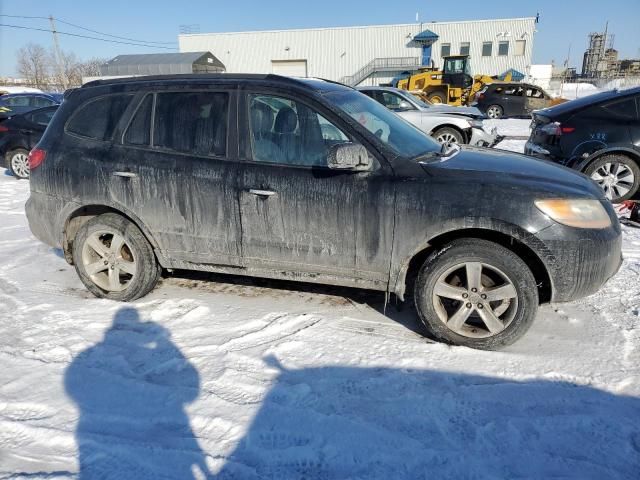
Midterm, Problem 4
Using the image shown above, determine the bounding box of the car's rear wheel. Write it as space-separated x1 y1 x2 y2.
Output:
433 127 464 146
6 149 30 179
72 213 160 301
414 239 538 350
585 154 640 203
486 105 503 119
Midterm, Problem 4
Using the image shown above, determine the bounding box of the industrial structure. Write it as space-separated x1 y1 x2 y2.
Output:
178 17 536 86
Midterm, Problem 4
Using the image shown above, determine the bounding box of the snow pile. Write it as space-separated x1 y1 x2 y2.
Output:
552 82 601 100
0 152 639 478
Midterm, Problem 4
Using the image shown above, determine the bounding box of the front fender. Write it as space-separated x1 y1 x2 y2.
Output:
391 218 556 301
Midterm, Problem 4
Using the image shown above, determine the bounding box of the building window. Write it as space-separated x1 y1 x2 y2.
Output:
482 42 493 57
515 39 526 56
460 42 470 56
440 43 451 57
498 41 509 56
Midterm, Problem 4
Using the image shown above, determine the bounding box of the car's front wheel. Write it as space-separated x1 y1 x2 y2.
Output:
72 213 160 301
414 239 538 350
433 127 464 146
6 148 30 179
585 154 640 203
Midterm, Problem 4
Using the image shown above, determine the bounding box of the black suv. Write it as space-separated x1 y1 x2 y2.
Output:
473 82 553 119
526 87 640 203
26 74 621 349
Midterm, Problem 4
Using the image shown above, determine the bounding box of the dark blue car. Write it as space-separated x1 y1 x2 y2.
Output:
0 93 60 121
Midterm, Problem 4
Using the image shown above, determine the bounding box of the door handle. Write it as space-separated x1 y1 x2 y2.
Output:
113 171 138 178
248 189 276 197
20 129 32 134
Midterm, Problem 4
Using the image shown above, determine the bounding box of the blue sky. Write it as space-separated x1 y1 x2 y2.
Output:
1 0 638 77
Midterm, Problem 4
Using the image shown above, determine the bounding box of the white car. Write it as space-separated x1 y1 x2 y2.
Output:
358 86 500 147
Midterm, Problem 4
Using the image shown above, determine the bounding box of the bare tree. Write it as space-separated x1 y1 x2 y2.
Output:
16 43 50 89
49 48 84 88
80 57 107 78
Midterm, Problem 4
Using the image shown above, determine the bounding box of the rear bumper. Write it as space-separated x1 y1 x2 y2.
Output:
25 191 64 249
536 217 622 303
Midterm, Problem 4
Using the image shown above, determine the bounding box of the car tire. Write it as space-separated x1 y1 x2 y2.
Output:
6 148 30 179
72 213 161 301
433 127 464 146
584 154 640 203
486 105 503 119
414 238 538 350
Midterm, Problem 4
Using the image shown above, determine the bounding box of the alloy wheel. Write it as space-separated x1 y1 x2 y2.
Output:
432 261 518 338
590 162 635 201
436 132 459 146
81 230 137 292
10 152 30 179
487 106 501 119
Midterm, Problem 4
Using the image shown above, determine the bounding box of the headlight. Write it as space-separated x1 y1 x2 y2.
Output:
534 199 611 229
468 119 484 128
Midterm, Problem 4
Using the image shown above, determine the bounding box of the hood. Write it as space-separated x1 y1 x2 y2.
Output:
421 146 604 199
424 105 485 118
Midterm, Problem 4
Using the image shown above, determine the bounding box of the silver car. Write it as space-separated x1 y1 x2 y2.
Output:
358 86 499 147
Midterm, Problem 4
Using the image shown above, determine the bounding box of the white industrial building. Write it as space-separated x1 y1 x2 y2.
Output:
178 17 537 86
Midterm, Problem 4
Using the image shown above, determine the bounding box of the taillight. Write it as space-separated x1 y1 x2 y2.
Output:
0 125 8 132
28 148 46 170
539 122 575 136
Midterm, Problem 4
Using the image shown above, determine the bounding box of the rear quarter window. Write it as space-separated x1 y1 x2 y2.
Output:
66 94 133 141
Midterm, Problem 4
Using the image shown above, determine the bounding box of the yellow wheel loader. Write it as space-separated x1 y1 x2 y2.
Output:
396 55 505 107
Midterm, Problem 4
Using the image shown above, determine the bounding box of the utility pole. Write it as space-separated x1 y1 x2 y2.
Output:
49 15 68 90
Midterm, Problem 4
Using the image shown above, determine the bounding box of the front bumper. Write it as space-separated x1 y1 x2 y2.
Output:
470 126 501 148
535 215 622 303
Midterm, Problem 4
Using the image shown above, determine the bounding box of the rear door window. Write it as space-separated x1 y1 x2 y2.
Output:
29 108 56 126
124 95 153 146
67 94 134 141
31 96 57 107
602 97 638 120
153 91 229 157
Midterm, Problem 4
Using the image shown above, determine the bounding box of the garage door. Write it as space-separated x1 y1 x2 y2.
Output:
271 60 308 78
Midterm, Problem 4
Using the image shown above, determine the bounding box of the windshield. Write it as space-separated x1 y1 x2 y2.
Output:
326 90 440 158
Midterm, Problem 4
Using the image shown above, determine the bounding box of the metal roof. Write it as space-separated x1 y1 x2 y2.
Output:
413 29 439 42
100 52 225 76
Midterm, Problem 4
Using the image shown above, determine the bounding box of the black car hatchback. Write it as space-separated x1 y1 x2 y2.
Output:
0 105 58 179
26 74 622 349
526 86 640 203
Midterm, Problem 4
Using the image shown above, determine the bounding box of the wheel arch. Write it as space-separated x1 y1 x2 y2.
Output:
393 227 553 305
62 204 160 265
573 147 640 172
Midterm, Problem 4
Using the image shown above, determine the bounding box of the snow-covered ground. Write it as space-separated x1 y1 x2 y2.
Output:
1 128 639 478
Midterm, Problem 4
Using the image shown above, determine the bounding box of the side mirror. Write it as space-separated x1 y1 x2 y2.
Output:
398 100 413 110
328 143 372 171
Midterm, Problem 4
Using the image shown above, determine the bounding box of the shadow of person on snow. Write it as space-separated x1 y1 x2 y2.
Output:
64 307 212 479
212 356 640 479
65 309 640 479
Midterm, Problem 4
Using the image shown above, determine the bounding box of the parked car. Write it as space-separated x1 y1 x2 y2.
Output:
0 93 60 122
358 86 499 147
26 74 621 350
0 106 58 179
472 82 556 119
525 87 640 203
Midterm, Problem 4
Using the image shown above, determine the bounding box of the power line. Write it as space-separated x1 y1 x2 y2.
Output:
0 23 178 50
55 18 176 45
0 14 176 45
